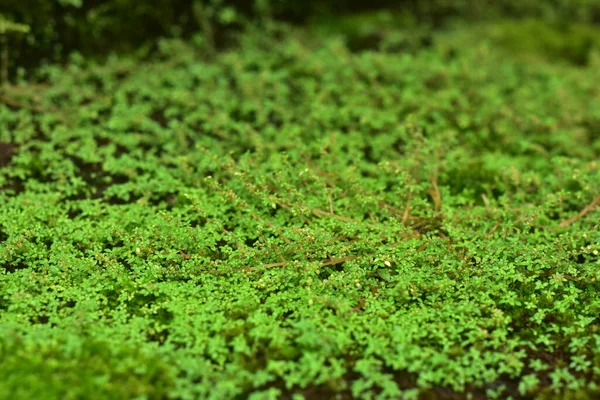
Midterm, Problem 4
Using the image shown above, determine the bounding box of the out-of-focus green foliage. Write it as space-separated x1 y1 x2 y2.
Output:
1 14 600 398
433 18 600 66
1 0 600 80
0 15 30 87
0 16 29 35
0 0 252 80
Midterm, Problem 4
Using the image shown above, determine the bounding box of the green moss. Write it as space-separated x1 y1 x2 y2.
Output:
1 15 600 400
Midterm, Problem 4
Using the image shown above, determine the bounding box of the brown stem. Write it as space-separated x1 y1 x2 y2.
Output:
559 195 600 227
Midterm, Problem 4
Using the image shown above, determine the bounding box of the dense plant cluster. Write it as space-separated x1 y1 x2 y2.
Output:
1 15 600 400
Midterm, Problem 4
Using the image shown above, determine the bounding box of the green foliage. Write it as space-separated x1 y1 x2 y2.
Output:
0 328 175 399
1 15 600 399
441 18 600 66
2 0 600 80
0 0 239 81
0 14 30 87
0 16 30 35
410 0 600 24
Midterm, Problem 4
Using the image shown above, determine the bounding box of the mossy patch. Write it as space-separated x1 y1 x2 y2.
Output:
1 16 600 400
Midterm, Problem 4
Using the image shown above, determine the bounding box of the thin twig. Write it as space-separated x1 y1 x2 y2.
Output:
368 212 377 224
321 255 357 266
559 195 600 227
486 221 501 237
481 193 490 208
311 208 357 222
275 198 359 224
0 92 72 125
429 175 442 212
0 94 46 113
402 194 412 225
263 261 287 269
205 254 360 275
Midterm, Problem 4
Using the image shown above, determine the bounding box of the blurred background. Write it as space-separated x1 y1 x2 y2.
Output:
1 0 599 82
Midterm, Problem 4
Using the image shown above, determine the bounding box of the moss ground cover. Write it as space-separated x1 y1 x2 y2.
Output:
1 17 600 399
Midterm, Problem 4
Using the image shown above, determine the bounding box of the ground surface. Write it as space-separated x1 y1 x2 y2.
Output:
1 17 600 400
